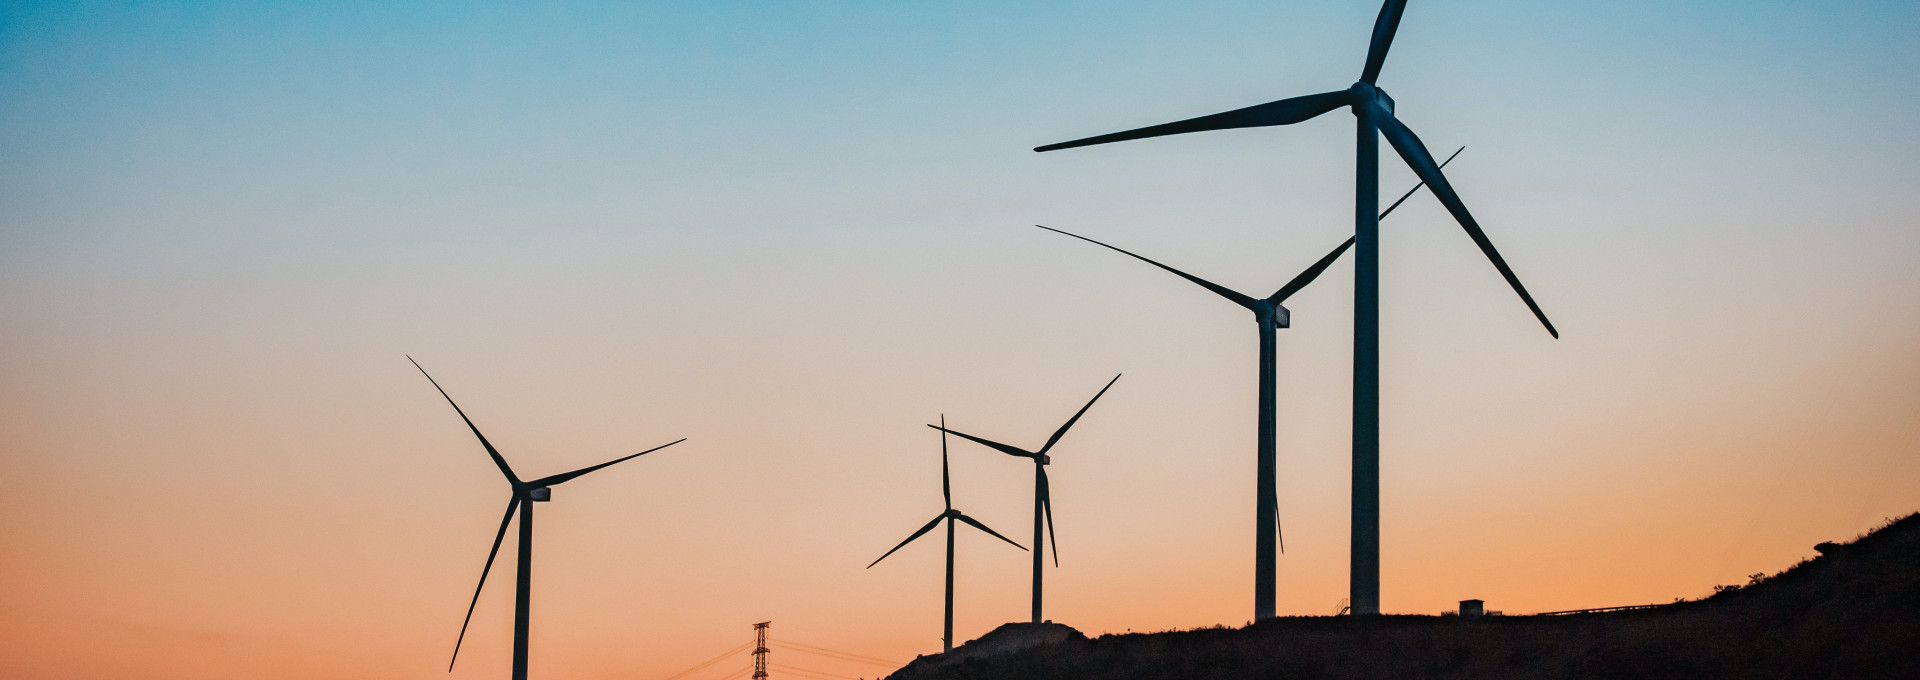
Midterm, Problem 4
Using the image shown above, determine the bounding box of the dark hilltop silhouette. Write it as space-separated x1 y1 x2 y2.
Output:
882 513 1920 680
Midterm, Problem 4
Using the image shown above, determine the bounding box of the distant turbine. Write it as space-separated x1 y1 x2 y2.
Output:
929 374 1121 624
412 357 686 680
1026 152 1453 621
1035 0 1557 616
868 417 1027 653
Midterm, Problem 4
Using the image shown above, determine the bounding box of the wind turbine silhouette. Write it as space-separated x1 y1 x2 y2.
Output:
928 374 1121 624
1027 154 1457 621
1034 0 1557 616
868 416 1026 653
411 357 686 680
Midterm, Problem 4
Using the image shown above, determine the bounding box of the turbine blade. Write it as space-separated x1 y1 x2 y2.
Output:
1373 108 1560 338
927 424 1035 460
1272 493 1286 555
450 497 520 671
1267 147 1458 305
1359 0 1410 85
1040 469 1059 567
1038 374 1121 455
1269 237 1356 304
1036 225 1258 310
411 356 520 485
952 512 1028 551
1034 90 1351 152
1378 145 1463 220
527 438 686 488
940 416 952 511
867 514 946 569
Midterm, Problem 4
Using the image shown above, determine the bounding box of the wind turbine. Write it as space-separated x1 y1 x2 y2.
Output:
1027 157 1457 621
928 374 1122 624
411 357 686 680
868 417 1027 653
1033 0 1558 616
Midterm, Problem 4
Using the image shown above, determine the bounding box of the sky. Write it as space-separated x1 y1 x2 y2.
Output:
3 0 1918 678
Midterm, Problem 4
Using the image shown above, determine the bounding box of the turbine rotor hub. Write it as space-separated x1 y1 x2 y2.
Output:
1348 82 1393 113
1252 300 1291 328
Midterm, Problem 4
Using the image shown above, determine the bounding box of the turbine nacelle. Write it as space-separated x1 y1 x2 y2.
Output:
1252 299 1292 329
527 487 551 502
1347 82 1394 113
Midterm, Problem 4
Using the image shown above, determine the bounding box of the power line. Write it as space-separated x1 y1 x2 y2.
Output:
768 638 902 667
666 628 901 680
769 663 864 680
770 644 900 668
661 642 754 680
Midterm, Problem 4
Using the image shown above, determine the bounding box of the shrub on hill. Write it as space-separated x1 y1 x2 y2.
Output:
887 513 1920 680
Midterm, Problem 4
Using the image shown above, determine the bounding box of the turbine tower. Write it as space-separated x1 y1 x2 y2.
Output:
1034 0 1557 616
1028 161 1455 621
413 357 686 680
868 417 1027 652
929 374 1121 624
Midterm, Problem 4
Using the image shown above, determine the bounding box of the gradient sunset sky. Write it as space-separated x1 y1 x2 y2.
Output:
4 1 1918 679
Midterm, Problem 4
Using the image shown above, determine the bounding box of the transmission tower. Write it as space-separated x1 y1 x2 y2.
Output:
752 621 770 680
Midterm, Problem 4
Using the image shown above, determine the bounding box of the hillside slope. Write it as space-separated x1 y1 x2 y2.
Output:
887 513 1920 680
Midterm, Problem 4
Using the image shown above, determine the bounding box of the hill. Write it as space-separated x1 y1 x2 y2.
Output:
886 513 1920 680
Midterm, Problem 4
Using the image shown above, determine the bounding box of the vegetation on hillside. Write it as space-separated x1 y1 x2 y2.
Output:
887 513 1920 680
